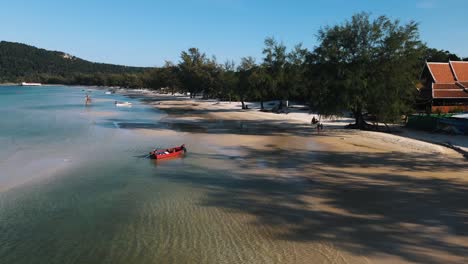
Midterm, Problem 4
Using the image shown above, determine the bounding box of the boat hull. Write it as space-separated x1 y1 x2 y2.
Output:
149 145 186 159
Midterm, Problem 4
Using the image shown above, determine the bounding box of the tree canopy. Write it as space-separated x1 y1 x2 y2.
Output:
310 13 425 128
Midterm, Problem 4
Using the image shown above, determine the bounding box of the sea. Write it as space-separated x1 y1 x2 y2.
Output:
0 85 323 264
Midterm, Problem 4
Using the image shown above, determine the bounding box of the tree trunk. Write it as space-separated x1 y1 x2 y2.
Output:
260 100 264 110
241 100 246 109
384 123 390 132
278 100 283 109
352 109 368 130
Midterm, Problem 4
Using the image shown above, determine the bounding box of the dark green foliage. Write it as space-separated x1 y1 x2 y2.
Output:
262 37 287 106
143 62 181 93
237 56 256 109
248 66 273 109
219 60 238 102
177 48 220 98
310 13 424 128
424 48 461 62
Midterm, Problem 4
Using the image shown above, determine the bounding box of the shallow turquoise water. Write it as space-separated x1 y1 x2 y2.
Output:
0 86 322 264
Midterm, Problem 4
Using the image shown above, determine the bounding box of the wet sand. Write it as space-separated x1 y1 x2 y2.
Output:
127 91 468 264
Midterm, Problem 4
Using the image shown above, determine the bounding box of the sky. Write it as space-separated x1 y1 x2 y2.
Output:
1 0 467 67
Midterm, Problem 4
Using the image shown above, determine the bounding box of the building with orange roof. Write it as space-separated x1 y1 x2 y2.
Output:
419 61 468 113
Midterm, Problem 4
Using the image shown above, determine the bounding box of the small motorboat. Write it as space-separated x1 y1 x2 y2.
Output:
20 82 41 86
105 91 112 95
115 101 132 107
149 144 186 159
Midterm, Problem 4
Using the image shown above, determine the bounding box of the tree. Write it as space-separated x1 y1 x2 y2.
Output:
149 61 181 94
312 12 424 129
424 48 461 62
237 56 256 109
177 48 219 98
178 48 206 98
248 66 272 110
262 37 286 108
284 43 308 104
219 60 238 102
201 56 222 99
261 38 308 109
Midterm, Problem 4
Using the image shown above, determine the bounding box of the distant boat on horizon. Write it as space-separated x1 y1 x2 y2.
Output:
20 82 42 86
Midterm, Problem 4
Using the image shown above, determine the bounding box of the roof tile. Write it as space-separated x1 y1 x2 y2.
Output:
433 88 468 98
427 63 456 83
450 61 468 81
434 83 460 89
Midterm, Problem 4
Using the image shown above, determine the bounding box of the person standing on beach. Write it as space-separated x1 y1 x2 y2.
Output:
317 123 324 133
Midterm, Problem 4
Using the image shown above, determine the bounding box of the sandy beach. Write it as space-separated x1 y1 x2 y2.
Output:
123 89 466 156
118 89 468 264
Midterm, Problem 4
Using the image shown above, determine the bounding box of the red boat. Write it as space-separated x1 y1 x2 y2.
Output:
149 144 186 159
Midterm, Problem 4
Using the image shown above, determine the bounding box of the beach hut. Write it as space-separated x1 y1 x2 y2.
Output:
418 61 468 113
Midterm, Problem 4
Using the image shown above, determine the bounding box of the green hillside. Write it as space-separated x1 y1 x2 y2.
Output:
0 41 148 84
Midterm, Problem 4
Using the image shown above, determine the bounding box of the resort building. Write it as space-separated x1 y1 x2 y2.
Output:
419 61 468 113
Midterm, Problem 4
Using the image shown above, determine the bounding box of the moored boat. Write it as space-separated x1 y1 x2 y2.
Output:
20 82 41 86
115 101 132 107
149 144 186 159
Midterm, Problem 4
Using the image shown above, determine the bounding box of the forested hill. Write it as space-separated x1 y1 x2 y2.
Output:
0 41 148 84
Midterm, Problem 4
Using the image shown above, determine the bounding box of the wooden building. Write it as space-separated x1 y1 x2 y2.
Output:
419 61 468 113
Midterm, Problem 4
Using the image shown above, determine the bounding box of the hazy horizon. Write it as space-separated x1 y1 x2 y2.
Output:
2 0 467 67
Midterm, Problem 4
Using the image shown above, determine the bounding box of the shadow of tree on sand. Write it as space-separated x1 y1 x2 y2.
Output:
159 147 468 263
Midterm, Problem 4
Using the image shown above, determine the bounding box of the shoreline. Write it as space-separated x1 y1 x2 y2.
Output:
119 88 467 159
4 83 465 157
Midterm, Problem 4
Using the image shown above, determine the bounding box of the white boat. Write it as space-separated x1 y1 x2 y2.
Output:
453 113 468 119
115 101 132 107
105 91 112 95
20 82 41 86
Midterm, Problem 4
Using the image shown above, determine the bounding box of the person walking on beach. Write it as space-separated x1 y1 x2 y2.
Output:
311 116 318 125
317 122 324 133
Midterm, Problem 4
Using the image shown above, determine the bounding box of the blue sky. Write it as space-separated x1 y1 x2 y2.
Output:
1 0 467 66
